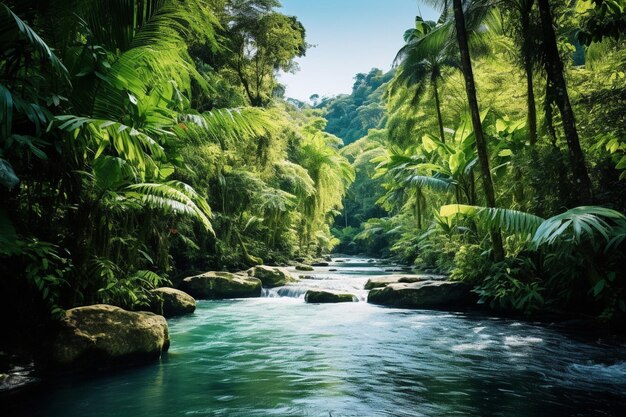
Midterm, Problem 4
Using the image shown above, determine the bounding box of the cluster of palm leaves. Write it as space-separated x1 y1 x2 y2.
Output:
0 0 353 314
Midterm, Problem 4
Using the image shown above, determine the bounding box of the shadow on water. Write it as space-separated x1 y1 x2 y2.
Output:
4 258 626 416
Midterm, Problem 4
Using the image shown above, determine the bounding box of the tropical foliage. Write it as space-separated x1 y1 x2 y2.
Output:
0 0 351 339
328 0 626 322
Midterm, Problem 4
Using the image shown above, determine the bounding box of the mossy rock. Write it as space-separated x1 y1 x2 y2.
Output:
304 290 358 303
247 265 296 287
295 264 314 271
367 281 473 310
149 288 196 318
51 305 169 370
363 275 429 290
179 272 262 299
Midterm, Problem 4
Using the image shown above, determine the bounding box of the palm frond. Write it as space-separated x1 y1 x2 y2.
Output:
126 181 214 234
0 2 70 83
440 204 545 236
404 174 455 192
533 206 626 246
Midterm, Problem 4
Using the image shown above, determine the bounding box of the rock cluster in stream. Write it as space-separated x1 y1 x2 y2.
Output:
44 262 475 378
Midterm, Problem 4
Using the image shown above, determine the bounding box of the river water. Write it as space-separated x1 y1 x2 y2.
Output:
6 258 626 416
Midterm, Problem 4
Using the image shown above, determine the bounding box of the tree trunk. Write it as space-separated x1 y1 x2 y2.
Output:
415 190 422 230
537 0 593 203
525 61 538 145
432 77 445 143
520 4 538 145
452 0 504 261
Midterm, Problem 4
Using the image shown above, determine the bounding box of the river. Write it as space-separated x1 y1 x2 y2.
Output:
6 258 626 416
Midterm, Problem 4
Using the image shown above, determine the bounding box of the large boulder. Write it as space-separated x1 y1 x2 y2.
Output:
367 281 473 309
179 272 262 299
364 275 430 290
150 287 196 317
304 289 358 303
247 265 296 287
51 305 169 370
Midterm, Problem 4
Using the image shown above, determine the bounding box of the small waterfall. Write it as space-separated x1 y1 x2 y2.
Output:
261 285 309 299
261 287 280 298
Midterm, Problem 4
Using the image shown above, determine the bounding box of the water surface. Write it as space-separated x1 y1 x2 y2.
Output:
6 258 626 416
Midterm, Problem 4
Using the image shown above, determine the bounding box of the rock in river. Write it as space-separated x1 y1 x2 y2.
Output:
367 281 473 310
179 272 262 299
150 287 196 317
304 289 358 303
247 265 296 287
51 305 169 370
364 275 430 290
295 264 314 271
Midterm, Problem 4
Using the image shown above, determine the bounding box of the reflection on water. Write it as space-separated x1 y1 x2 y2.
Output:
6 259 626 416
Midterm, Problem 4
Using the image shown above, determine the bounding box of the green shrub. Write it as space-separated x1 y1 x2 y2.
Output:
450 244 491 284
474 257 545 315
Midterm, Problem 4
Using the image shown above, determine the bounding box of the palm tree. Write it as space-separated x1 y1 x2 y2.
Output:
450 0 505 261
499 0 540 145
536 0 593 203
391 16 458 143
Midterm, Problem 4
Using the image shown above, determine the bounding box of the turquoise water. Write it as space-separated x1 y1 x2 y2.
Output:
6 259 626 416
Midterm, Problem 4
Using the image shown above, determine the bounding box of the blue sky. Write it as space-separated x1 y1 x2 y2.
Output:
278 0 438 102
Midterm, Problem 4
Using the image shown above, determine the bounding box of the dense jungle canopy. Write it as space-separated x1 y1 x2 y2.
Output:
1 0 626 348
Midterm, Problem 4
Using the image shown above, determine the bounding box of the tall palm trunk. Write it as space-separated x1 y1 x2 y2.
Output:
524 58 538 144
452 0 504 261
536 0 593 203
432 77 446 143
520 2 538 145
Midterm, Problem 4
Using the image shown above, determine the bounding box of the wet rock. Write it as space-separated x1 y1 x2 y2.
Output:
149 287 196 318
367 281 473 310
363 275 429 290
311 262 329 267
304 290 358 303
295 264 314 271
179 272 262 299
51 305 169 370
299 275 315 280
247 265 296 288
367 259 376 263
329 268 338 272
